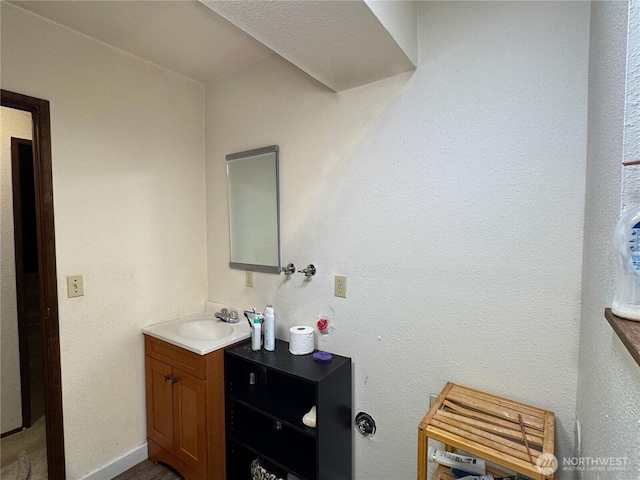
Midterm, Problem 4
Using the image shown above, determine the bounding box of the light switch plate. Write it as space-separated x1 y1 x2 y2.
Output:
246 271 254 288
67 275 84 298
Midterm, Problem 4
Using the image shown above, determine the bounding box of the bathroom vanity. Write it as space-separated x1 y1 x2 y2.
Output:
143 305 251 480
224 339 352 480
144 336 225 479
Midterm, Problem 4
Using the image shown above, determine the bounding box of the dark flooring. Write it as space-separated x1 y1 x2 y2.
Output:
112 460 183 480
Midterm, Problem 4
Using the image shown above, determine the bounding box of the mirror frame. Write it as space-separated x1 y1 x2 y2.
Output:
226 145 281 273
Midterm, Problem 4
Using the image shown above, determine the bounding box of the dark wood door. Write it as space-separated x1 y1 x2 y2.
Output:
145 356 174 452
172 370 207 478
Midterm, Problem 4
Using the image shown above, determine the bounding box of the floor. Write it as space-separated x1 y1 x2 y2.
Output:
114 460 183 480
0 416 47 479
1 272 47 480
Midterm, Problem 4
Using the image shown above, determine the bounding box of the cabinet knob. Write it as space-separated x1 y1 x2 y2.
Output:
163 375 171 382
171 377 178 384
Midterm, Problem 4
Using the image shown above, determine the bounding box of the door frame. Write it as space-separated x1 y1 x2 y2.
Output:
2 89 65 479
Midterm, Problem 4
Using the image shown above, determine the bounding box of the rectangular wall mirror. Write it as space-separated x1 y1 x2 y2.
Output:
227 145 281 273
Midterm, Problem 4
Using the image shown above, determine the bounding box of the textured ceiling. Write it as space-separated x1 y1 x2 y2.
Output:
9 0 274 83
9 0 416 91
202 0 416 92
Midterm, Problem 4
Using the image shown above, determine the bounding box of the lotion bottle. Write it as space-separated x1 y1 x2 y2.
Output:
264 305 276 351
427 447 486 475
251 315 262 351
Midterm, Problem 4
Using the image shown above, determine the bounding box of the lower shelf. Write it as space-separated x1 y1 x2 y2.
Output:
227 400 316 479
432 463 513 480
228 436 314 480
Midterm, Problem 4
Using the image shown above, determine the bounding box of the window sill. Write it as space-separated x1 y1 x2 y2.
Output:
605 308 640 366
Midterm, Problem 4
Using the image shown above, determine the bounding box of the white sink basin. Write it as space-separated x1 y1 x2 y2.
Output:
143 303 251 355
173 318 234 340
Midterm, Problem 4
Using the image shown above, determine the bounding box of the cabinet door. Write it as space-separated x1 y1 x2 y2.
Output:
173 370 207 478
145 356 174 453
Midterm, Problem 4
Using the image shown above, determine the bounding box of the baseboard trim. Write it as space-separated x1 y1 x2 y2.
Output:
80 443 148 480
0 426 23 439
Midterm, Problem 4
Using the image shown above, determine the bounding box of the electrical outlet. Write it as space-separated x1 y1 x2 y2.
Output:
334 275 347 298
67 275 84 298
246 271 254 288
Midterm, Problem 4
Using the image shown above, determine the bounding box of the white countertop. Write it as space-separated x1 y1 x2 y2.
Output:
142 301 251 355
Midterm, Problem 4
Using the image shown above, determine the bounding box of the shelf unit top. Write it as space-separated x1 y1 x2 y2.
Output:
605 308 640 367
419 382 555 480
225 339 350 382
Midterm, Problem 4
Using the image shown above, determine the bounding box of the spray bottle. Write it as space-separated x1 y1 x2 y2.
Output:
264 305 276 351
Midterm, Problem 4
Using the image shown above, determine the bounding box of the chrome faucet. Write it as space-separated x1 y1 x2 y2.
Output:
215 308 239 324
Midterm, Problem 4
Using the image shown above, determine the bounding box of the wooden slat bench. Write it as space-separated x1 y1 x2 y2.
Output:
417 382 555 480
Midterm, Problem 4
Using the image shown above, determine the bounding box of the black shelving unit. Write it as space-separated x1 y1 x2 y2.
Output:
225 339 352 480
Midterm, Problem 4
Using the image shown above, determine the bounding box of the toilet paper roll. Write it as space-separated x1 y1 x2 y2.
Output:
289 326 314 355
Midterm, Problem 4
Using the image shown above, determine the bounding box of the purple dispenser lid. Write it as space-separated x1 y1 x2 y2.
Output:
313 351 332 363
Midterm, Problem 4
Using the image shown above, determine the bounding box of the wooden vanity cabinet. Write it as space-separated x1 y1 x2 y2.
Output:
144 335 234 480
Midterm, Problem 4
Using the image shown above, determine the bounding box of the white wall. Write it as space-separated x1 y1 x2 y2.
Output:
206 2 590 478
576 2 640 480
1 4 207 478
623 0 640 211
0 106 33 434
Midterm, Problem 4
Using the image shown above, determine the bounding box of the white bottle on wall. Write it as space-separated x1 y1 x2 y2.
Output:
612 206 640 321
264 305 275 351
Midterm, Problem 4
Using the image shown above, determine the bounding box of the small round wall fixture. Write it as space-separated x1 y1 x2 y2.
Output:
298 264 316 277
355 412 376 437
281 263 296 275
